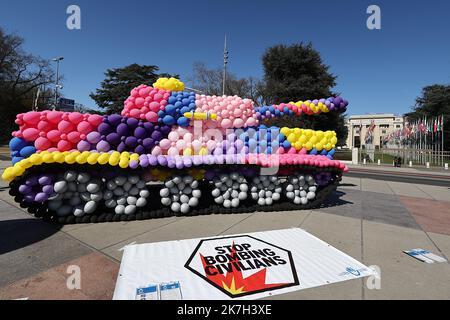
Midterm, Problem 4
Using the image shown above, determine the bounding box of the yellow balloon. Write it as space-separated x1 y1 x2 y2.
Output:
305 141 313 150
199 147 208 156
119 159 129 168
294 141 302 150
331 137 338 145
98 153 110 165
130 153 140 161
42 153 55 163
315 143 323 151
299 135 307 144
325 143 332 151
309 136 318 144
87 153 100 165
183 148 193 156
287 133 297 142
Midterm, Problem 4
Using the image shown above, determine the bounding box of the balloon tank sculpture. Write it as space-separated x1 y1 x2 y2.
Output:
2 77 348 223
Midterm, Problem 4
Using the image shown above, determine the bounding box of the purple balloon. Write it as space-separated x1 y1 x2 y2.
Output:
142 138 155 149
87 132 101 144
143 122 154 131
38 175 52 186
98 123 113 135
117 142 126 152
160 125 171 135
157 155 167 166
116 123 129 136
42 185 54 195
134 127 147 139
126 117 139 128
125 136 138 148
151 130 163 141
78 140 92 152
96 140 110 152
134 145 145 154
107 114 122 126
19 184 32 194
139 155 149 167
106 133 120 145
34 192 49 202
148 155 158 166
129 160 139 169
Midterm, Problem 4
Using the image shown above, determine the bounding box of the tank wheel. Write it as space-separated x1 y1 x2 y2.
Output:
250 175 282 206
210 172 248 208
103 173 150 215
284 174 318 205
160 175 201 215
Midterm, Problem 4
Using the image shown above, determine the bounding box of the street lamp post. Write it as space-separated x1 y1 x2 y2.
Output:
53 56 64 110
222 35 228 96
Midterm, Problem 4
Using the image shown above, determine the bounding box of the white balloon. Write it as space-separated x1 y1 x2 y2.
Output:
84 201 97 214
231 198 240 207
223 199 231 208
294 196 301 204
54 181 68 194
124 204 136 215
180 194 189 204
172 176 182 184
80 192 92 202
161 197 171 206
272 193 280 201
115 204 125 214
215 196 224 204
265 198 273 206
192 189 201 198
238 192 247 200
136 197 147 207
72 205 85 217
188 197 198 207
257 198 266 206
180 203 190 214
307 192 316 200
240 184 248 192
165 180 174 188
171 202 181 212
301 197 308 205
77 172 91 184
91 191 103 202
127 196 137 205
117 196 127 205
139 189 150 198
64 171 77 182
212 188 220 198
87 182 101 193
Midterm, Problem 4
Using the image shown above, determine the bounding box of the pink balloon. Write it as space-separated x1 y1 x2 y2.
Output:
57 140 73 152
159 139 171 149
168 131 179 142
67 131 81 143
22 128 39 141
135 97 145 107
58 120 74 134
176 140 186 150
168 147 179 156
23 112 41 124
192 140 202 151
47 130 61 142
233 119 244 128
145 111 158 122
221 119 232 129
37 121 53 132
68 112 83 124
87 114 103 126
149 102 160 112
77 121 93 134
35 137 52 150
139 86 151 97
130 109 141 118
151 146 162 156
46 111 63 124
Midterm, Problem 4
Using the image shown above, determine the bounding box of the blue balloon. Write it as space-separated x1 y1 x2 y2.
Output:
165 104 176 115
310 148 318 155
278 133 286 142
180 106 190 114
320 149 328 155
9 137 27 151
328 149 336 156
168 96 177 104
181 98 190 105
12 156 24 165
177 117 190 127
20 146 37 157
188 103 196 109
162 115 175 125
282 140 291 149
271 141 279 149
174 101 182 108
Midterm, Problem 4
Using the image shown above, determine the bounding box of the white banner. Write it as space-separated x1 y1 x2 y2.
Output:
113 228 375 300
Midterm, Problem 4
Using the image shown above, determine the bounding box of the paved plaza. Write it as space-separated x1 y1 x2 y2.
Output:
1 159 450 300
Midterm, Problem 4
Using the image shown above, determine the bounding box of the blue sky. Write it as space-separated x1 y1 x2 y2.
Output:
1 0 449 115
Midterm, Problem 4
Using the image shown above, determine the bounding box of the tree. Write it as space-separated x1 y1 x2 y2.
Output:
405 84 450 150
0 27 55 143
261 43 348 145
189 62 268 105
90 64 176 114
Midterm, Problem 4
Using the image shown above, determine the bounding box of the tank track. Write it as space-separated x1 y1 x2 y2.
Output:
8 164 342 225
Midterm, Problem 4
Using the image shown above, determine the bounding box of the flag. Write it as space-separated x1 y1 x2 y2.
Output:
434 117 437 133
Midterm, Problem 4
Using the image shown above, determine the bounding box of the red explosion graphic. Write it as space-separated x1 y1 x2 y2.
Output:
200 242 286 295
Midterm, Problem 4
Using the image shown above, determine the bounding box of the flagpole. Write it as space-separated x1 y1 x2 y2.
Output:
442 115 445 167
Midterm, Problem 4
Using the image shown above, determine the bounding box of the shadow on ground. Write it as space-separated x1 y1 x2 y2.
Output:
0 219 61 254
